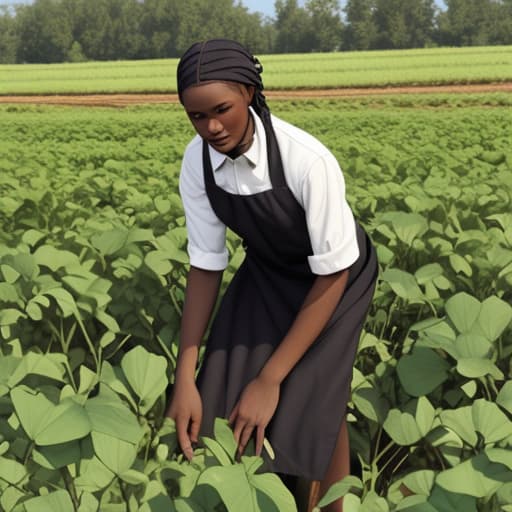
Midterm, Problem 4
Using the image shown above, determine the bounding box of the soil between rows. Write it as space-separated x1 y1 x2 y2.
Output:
1 82 511 107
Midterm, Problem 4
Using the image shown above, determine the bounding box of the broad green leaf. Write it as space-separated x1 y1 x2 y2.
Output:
472 399 512 444
84 394 142 444
99 361 138 410
428 486 477 512
11 386 91 445
449 254 472 276
360 490 389 511
202 437 232 467
0 282 20 301
0 308 25 326
414 263 443 285
213 418 237 462
154 196 171 214
380 212 428 246
33 245 80 271
461 380 477 398
401 470 435 496
496 381 512 414
4 253 38 280
384 409 422 446
7 352 65 388
197 464 255 511
75 455 115 493
119 468 150 485
78 365 98 395
445 293 480 333
91 229 128 255
397 348 450 396
23 490 74 512
91 431 138 475
95 310 120 333
0 455 27 484
174 497 204 512
415 397 436 437
251 472 297 511
44 287 77 317
456 358 504 380
352 384 389 423
486 448 512 470
453 334 491 359
317 476 363 508
126 227 154 244
121 346 168 414
22 229 46 247
0 485 25 512
381 269 424 302
145 250 173 276
77 491 99 512
32 440 81 470
477 296 512 342
440 406 477 446
395 495 436 511
436 453 510 498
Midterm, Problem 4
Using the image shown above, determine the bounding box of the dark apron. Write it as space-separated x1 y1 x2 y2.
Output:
196 120 378 480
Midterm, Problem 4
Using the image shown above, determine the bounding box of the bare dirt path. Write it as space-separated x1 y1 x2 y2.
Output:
1 82 511 107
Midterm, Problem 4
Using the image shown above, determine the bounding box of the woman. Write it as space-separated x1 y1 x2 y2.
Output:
166 39 378 512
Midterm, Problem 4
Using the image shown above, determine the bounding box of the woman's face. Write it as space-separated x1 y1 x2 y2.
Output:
181 81 254 154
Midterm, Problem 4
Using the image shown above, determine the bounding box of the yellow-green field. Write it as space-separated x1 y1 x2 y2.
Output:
1 45 512 95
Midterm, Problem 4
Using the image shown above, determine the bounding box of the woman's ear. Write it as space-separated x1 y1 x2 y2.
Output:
241 85 255 105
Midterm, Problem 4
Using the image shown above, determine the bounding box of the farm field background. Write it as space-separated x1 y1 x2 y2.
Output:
1 45 512 95
1 46 512 512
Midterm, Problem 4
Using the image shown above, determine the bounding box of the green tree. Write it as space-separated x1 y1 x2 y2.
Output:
437 0 503 46
0 8 18 63
16 0 73 63
372 0 435 49
274 0 312 52
305 0 343 51
343 0 378 50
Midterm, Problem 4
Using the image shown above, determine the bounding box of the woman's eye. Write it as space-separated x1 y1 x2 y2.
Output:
190 113 205 120
217 105 230 114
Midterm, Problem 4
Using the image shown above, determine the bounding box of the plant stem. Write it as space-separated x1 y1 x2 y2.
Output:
61 467 80 511
23 440 35 465
170 285 183 316
104 334 132 360
73 312 99 369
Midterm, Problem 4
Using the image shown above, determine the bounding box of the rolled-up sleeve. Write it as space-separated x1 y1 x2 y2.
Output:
302 154 359 275
179 146 229 271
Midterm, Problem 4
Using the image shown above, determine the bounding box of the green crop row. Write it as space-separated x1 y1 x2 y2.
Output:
1 45 512 95
0 98 511 511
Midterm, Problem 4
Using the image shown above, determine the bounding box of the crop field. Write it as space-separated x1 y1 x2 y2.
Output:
1 45 512 95
0 89 511 511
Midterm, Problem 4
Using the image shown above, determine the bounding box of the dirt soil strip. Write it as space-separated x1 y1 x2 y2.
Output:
1 83 511 107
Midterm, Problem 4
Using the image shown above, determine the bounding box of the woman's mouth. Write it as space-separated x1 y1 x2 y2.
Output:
209 135 230 146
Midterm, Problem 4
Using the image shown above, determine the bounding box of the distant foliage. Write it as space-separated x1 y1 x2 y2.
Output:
1 0 512 63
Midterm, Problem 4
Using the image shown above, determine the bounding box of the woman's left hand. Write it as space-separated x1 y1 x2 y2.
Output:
228 375 280 458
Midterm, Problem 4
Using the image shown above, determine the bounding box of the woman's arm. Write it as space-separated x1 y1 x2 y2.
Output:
229 268 349 456
167 266 223 460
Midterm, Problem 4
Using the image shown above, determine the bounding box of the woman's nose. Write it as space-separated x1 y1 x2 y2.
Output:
207 117 223 134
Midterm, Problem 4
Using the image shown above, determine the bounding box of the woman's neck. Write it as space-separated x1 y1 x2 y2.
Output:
227 113 254 159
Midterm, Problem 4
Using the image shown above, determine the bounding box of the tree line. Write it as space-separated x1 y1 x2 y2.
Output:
1 0 511 64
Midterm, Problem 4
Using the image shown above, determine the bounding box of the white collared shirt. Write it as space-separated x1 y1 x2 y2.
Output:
178 110 360 275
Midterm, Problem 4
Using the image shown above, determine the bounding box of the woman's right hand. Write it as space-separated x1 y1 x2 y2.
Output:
166 378 203 461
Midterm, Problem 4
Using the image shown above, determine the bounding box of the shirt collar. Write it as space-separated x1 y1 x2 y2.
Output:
208 107 263 171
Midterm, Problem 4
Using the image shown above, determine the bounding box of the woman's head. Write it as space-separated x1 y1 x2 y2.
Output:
177 39 264 103
177 39 271 155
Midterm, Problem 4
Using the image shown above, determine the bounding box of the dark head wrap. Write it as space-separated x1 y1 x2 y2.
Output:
177 39 271 125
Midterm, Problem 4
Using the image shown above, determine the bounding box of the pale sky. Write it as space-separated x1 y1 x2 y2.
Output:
242 0 446 18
